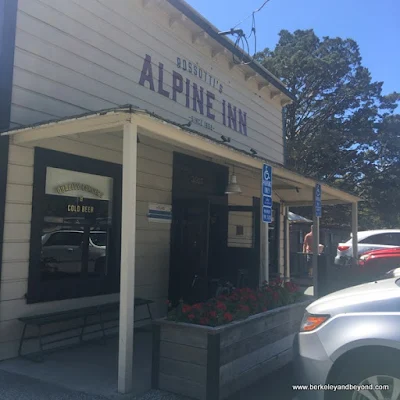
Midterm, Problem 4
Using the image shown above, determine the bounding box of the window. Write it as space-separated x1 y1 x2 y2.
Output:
44 232 83 247
90 232 107 247
27 148 122 304
360 233 394 245
386 233 400 246
228 211 253 248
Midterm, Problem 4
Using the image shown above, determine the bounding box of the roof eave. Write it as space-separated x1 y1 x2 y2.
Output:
166 0 296 102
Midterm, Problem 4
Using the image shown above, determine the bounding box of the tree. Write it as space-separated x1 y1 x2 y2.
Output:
256 29 400 228
358 114 400 228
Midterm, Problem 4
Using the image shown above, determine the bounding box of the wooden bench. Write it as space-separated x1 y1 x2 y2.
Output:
18 298 154 361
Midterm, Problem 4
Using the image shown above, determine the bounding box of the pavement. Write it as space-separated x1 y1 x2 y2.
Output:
227 362 295 400
0 362 296 400
0 368 191 400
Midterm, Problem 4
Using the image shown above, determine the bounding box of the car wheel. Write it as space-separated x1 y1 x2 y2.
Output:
329 358 400 400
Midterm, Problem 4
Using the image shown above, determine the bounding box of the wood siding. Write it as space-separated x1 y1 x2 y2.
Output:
1 129 285 360
11 0 284 165
0 133 173 359
1 0 288 361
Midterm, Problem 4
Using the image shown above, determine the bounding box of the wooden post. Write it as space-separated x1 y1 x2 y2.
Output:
264 222 269 283
352 202 358 263
284 206 290 281
312 187 320 298
206 333 221 400
118 121 138 394
259 200 269 285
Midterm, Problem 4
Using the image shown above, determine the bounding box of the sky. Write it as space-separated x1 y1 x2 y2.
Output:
186 0 400 95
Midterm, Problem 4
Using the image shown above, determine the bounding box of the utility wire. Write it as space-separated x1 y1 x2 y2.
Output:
228 0 272 65
232 0 271 30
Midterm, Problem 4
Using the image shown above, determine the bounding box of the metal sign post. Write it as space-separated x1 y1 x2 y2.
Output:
262 164 272 284
313 184 321 298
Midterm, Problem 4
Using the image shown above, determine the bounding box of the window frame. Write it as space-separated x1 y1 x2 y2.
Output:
27 147 122 304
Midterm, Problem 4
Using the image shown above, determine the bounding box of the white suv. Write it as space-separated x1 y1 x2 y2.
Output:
334 229 400 266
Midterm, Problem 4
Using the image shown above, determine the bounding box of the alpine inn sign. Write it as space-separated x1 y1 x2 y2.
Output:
139 54 248 136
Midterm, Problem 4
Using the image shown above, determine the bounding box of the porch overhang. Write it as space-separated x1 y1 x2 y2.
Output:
1 106 361 206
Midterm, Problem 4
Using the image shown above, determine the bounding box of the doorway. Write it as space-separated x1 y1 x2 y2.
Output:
168 153 261 304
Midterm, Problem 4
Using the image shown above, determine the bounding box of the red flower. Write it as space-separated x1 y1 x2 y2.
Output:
273 292 279 301
182 304 192 314
249 294 257 301
216 302 227 311
188 314 195 320
239 305 250 312
209 311 217 318
262 307 268 312
192 303 203 310
199 317 210 325
224 312 233 322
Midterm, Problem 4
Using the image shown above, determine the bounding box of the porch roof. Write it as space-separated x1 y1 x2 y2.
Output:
1 105 360 206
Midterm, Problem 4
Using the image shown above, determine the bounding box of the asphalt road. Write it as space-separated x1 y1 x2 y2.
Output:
228 363 295 400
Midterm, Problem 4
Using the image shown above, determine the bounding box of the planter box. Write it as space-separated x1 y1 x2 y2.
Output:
152 299 311 400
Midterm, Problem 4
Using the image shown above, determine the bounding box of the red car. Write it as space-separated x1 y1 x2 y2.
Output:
358 247 400 281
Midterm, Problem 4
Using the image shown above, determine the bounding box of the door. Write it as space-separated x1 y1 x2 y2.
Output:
168 199 210 304
224 198 261 289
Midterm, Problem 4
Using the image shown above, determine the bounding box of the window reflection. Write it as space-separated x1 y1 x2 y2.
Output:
40 227 109 280
40 167 113 282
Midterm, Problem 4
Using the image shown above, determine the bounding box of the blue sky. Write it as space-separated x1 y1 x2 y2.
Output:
186 0 399 95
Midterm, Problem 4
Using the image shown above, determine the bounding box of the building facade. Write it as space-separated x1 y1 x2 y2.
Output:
0 0 359 377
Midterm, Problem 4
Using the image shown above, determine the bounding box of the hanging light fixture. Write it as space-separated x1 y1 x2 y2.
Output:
225 167 242 194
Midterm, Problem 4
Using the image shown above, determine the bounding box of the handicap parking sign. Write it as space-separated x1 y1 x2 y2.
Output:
262 207 272 223
263 165 272 184
315 183 322 218
262 183 272 196
263 196 272 207
262 164 272 223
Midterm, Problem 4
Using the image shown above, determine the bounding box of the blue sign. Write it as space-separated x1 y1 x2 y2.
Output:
263 196 272 207
262 183 272 196
262 164 272 223
263 207 272 223
315 183 322 218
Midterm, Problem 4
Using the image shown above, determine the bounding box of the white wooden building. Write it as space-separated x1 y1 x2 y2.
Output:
0 0 359 393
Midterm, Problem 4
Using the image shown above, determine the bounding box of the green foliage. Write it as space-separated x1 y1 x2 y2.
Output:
256 30 400 228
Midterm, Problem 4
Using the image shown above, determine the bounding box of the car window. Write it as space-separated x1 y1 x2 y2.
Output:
90 232 107 246
386 233 400 246
44 232 83 247
360 233 392 245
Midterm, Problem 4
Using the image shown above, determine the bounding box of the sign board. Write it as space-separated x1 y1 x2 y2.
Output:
315 183 322 218
46 167 112 201
262 164 272 223
148 203 172 223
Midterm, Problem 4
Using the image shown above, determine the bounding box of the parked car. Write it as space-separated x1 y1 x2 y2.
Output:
358 247 400 279
293 278 400 400
382 268 400 279
334 229 400 266
41 230 107 275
